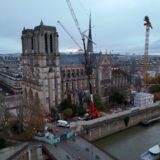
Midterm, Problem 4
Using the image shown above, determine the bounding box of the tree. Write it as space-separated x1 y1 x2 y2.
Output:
58 98 72 112
93 93 104 111
76 107 86 116
143 76 157 84
63 108 73 119
109 87 126 105
156 75 160 84
149 85 160 93
58 98 80 116
16 97 45 140
0 138 6 149
0 96 9 129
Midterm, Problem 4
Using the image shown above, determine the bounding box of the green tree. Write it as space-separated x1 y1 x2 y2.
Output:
58 98 82 116
149 85 160 93
63 108 73 119
109 87 126 105
76 107 86 116
93 93 104 111
58 98 72 112
0 138 6 149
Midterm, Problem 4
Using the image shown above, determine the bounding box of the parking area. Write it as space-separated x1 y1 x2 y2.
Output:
45 121 74 137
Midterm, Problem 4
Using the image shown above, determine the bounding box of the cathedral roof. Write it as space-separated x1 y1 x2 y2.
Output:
60 53 85 65
60 53 102 66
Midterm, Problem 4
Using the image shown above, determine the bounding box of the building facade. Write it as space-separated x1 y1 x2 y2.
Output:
0 70 22 94
0 54 20 69
0 54 22 95
21 22 112 112
21 21 61 112
112 67 131 102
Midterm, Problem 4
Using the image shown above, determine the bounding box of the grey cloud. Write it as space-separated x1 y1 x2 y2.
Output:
0 0 160 54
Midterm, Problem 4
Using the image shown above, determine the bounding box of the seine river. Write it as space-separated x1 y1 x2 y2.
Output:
94 122 160 160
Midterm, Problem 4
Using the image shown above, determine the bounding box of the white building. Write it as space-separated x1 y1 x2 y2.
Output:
134 92 154 108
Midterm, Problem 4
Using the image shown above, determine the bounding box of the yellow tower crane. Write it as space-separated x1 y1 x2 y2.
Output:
143 16 152 78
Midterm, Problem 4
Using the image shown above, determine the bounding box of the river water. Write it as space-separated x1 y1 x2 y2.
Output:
94 122 160 160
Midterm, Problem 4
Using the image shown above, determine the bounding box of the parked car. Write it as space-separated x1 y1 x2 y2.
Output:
56 120 70 128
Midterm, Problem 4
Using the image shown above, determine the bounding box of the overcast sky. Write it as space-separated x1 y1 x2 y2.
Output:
0 0 160 55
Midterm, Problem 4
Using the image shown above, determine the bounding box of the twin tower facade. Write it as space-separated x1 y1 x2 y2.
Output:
21 21 61 112
21 21 112 113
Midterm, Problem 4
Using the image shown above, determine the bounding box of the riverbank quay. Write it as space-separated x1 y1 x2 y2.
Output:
70 102 160 141
42 136 117 160
0 137 117 160
33 127 117 159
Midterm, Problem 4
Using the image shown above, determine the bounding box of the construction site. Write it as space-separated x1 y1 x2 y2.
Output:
1 0 160 160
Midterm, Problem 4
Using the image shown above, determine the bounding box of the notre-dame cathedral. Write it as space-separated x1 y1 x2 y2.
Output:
21 19 111 113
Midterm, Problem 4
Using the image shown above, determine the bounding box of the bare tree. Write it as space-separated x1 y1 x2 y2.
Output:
16 96 45 140
0 96 9 129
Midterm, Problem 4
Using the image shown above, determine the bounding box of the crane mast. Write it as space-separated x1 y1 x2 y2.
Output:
143 16 152 78
65 0 98 116
57 20 82 49
66 0 82 36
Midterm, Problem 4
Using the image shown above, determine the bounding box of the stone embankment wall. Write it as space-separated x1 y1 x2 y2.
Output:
79 103 160 141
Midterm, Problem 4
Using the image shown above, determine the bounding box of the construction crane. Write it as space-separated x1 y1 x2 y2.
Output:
65 0 99 117
57 20 82 50
143 16 152 78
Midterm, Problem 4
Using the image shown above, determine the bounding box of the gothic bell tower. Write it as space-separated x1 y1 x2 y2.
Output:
21 21 61 112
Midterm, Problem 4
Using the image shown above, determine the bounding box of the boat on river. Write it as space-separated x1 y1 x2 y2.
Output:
140 116 160 125
140 144 160 160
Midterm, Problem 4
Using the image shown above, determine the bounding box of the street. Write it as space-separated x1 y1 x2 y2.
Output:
43 136 116 160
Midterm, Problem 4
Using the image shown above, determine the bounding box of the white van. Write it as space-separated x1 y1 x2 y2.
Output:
56 120 70 128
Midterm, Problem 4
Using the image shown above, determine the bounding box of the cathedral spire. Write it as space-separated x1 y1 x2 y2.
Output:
87 13 93 53
40 20 43 26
